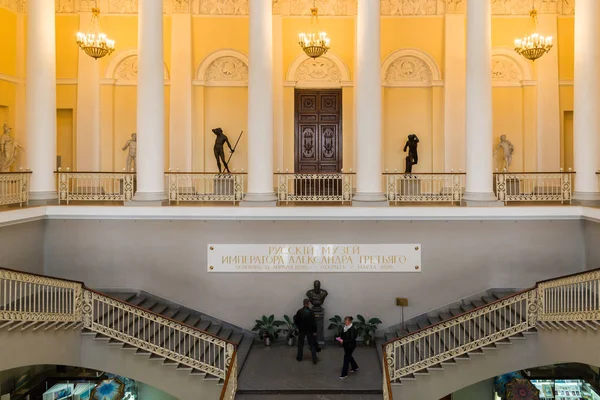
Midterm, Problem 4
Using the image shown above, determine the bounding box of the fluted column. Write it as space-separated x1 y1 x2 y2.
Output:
462 0 498 205
132 0 167 204
26 0 57 202
242 0 277 205
572 0 600 204
353 0 387 206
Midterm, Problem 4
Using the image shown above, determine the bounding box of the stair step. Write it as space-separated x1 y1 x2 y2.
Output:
492 291 515 300
471 300 486 308
173 311 191 323
460 304 475 312
149 303 169 315
149 354 166 361
190 369 206 376
417 321 430 330
176 364 193 371
184 316 201 329
229 331 244 344
218 328 233 341
135 349 151 355
107 339 123 346
406 324 419 333
109 292 138 302
482 296 497 304
196 320 212 331
428 316 442 325
449 309 463 317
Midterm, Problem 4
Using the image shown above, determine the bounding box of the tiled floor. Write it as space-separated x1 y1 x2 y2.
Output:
237 343 382 396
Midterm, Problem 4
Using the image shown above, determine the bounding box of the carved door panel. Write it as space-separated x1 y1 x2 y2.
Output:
295 90 342 173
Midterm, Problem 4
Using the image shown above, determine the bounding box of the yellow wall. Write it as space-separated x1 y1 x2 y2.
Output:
0 8 17 76
203 88 248 173
4 10 578 173
384 88 433 172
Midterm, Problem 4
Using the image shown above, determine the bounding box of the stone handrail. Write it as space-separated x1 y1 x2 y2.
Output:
0 267 237 390
383 268 600 399
276 172 355 204
494 171 574 204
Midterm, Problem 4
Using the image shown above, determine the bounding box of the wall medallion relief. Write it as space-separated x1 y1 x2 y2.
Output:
109 0 138 13
295 58 342 84
205 56 248 83
384 56 432 84
491 55 522 83
113 55 169 82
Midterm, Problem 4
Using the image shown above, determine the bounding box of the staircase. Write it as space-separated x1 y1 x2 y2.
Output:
0 267 239 400
99 289 254 378
382 269 600 400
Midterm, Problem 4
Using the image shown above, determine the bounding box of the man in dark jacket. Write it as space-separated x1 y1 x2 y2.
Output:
294 299 318 363
338 316 359 379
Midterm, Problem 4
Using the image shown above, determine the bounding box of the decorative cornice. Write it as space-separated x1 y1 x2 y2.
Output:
44 0 578 16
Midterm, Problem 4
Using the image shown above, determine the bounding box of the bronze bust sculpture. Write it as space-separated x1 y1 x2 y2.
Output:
306 280 328 308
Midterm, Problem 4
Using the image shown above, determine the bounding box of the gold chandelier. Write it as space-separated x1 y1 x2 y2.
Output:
514 2 552 61
76 6 115 60
298 0 331 59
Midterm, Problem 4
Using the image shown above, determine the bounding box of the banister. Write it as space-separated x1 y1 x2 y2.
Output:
0 267 235 345
84 287 237 346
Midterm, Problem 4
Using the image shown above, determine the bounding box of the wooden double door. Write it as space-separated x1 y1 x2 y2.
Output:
294 89 343 174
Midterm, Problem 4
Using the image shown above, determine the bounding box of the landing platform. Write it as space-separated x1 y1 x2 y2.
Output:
237 343 383 397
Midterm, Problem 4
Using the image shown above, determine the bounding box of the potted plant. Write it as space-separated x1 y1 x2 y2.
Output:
355 314 382 346
282 315 298 346
252 315 283 346
327 315 345 342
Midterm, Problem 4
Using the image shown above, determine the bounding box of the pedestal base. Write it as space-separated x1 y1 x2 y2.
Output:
127 191 168 206
352 192 389 207
29 191 58 205
572 191 600 206
312 306 325 346
240 192 277 207
461 191 503 207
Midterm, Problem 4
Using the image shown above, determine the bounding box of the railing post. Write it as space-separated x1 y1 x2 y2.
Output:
58 170 67 204
562 171 572 204
496 173 505 203
234 174 243 203
124 173 134 202
82 289 93 329
527 289 539 328
452 174 461 205
343 174 352 203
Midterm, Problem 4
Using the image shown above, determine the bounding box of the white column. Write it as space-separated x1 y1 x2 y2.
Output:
169 11 193 171
243 0 277 205
572 0 600 203
463 0 497 204
26 0 57 201
272 13 284 173
353 0 386 205
76 10 101 171
133 0 167 203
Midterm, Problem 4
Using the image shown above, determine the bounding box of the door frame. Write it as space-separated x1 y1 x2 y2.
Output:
293 88 343 173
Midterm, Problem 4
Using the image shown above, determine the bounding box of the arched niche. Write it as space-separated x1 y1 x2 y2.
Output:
195 49 249 87
104 49 171 86
381 48 443 88
285 52 352 88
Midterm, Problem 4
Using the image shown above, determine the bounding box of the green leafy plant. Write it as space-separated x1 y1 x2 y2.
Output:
355 314 382 344
282 315 297 339
252 315 283 340
327 315 345 337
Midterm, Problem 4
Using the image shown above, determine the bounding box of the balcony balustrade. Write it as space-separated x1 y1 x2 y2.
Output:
0 170 570 207
0 170 31 207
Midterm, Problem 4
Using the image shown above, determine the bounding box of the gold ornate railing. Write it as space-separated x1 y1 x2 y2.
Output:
0 267 237 394
383 268 600 399
276 172 354 204
165 172 246 204
0 171 31 207
57 169 135 204
384 172 465 205
495 171 574 204
0 268 82 327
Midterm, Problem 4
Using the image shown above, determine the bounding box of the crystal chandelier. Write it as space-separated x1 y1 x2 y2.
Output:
514 2 552 61
298 0 331 59
76 6 115 60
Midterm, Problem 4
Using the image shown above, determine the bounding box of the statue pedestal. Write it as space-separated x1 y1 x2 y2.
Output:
506 178 520 196
399 177 421 196
312 306 325 346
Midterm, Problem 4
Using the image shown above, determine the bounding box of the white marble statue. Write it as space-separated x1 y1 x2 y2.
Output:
0 124 23 172
494 134 514 171
122 133 137 171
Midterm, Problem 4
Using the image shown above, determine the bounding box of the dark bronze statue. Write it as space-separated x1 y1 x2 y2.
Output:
403 133 419 173
213 127 234 173
306 280 328 308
